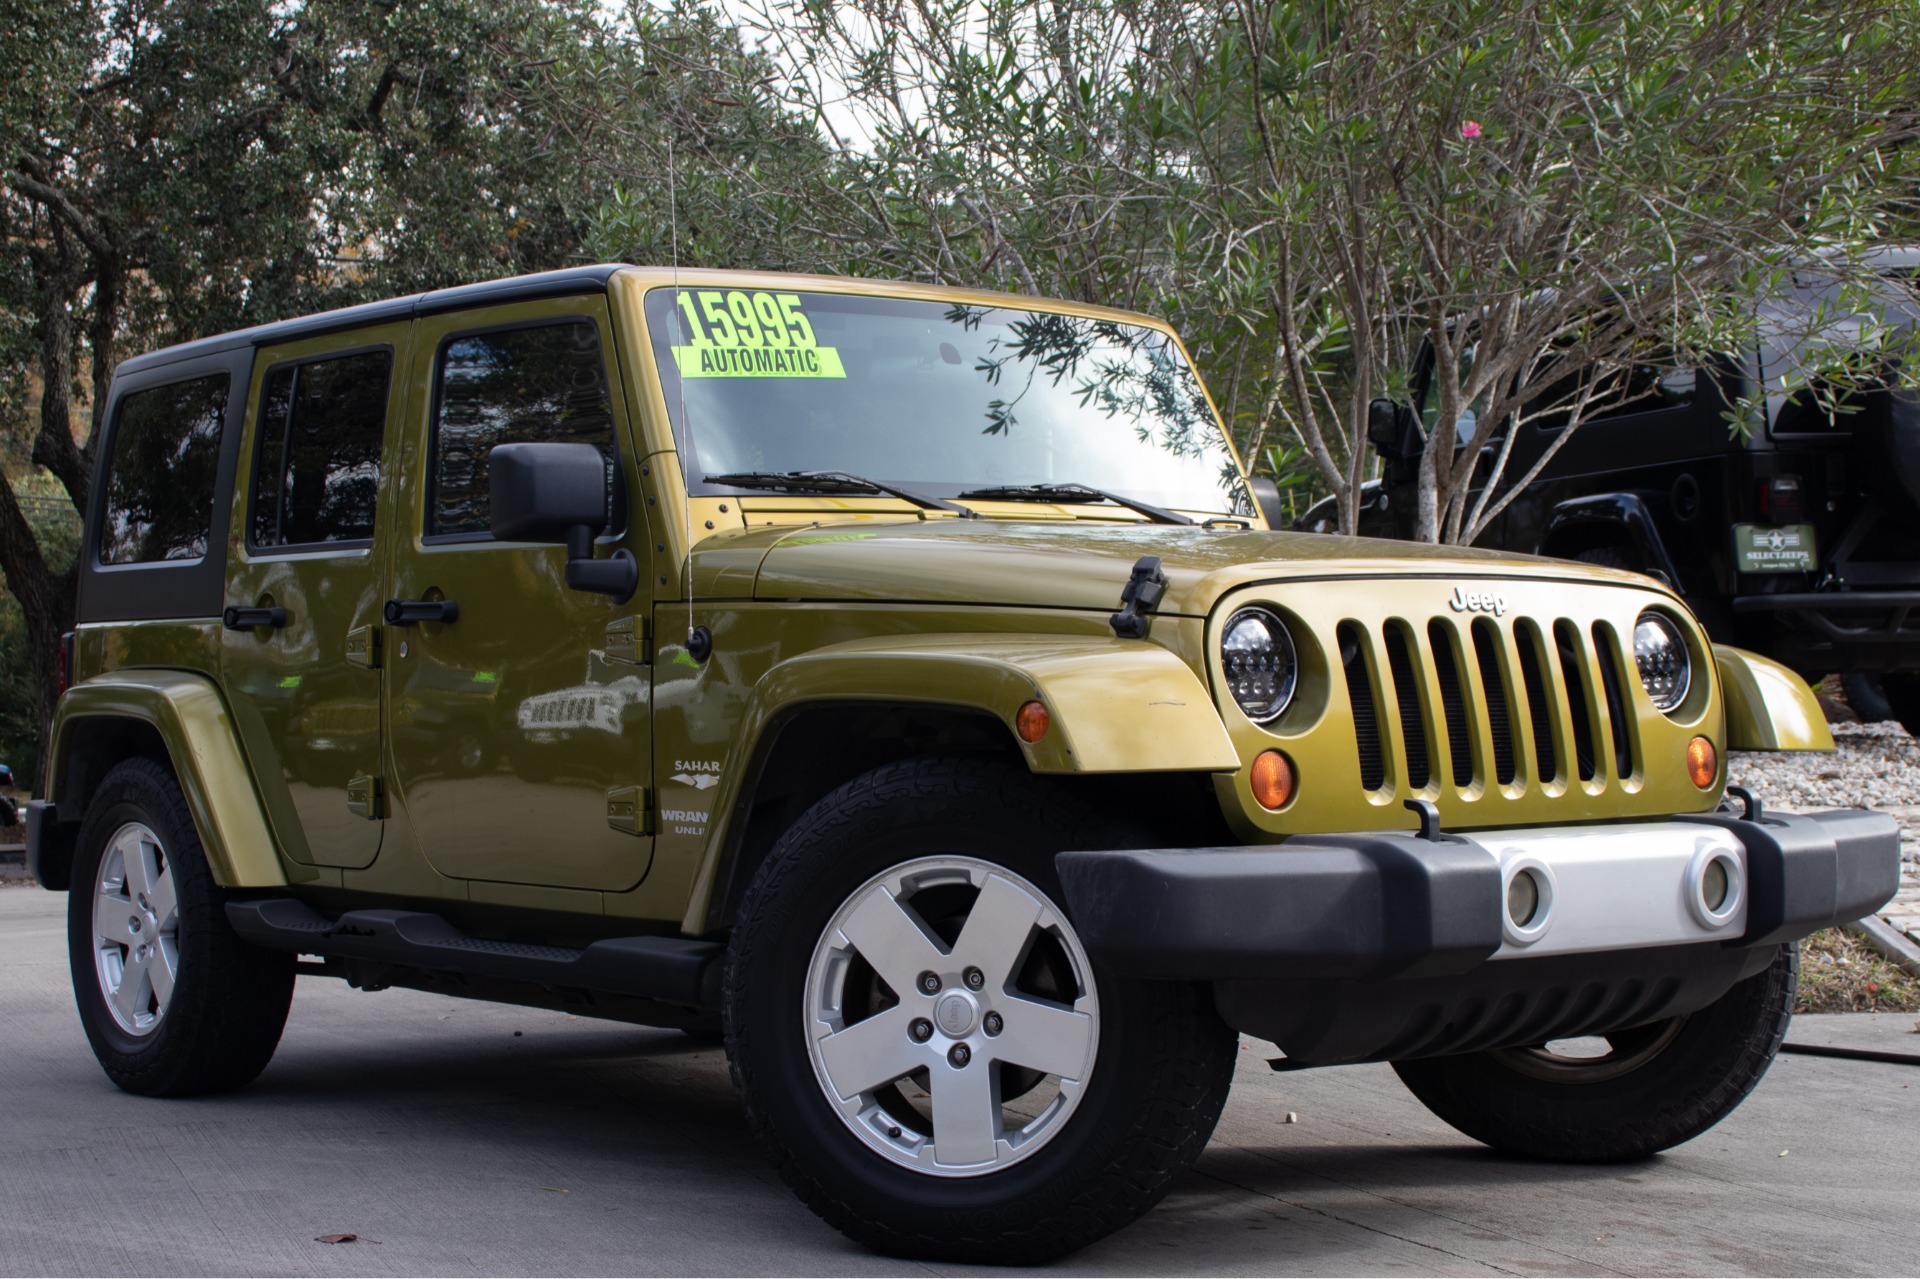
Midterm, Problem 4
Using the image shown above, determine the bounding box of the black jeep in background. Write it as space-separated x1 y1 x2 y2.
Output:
1301 248 1920 733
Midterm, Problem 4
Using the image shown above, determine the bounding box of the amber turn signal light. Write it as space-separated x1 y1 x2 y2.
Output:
1015 700 1051 743
1686 736 1717 789
1250 750 1296 810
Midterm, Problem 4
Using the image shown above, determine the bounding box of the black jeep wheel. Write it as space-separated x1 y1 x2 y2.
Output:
724 757 1236 1264
1873 673 1920 739
1393 944 1796 1162
68 758 295 1097
1571 544 1638 572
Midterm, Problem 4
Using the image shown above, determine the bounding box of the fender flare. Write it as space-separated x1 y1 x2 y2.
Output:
1714 644 1834 752
679 633 1239 932
1538 492 1683 587
45 670 287 889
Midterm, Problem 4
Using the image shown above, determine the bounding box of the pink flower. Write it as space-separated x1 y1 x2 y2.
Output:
1460 120 1483 139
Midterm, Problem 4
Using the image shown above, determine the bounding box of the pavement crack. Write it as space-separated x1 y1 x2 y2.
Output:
1197 1140 1632 1278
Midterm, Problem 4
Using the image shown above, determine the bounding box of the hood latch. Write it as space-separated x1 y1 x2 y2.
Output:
1109 556 1168 639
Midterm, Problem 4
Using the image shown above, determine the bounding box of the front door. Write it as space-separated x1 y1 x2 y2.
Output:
222 327 404 869
383 298 655 892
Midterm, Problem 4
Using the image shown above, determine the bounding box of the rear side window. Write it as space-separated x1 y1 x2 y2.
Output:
99 373 229 565
251 350 391 548
430 321 614 537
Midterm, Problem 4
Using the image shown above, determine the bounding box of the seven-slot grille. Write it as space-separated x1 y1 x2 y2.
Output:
1339 613 1638 797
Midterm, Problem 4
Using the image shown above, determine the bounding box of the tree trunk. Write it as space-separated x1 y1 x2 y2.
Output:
0 467 74 795
6 240 92 793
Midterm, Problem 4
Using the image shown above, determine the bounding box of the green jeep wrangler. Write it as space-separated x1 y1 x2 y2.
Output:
27 266 1900 1263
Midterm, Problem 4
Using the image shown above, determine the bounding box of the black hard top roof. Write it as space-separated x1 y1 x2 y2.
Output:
115 263 631 377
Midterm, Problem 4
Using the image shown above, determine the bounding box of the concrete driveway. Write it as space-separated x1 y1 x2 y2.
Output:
1 884 1914 1277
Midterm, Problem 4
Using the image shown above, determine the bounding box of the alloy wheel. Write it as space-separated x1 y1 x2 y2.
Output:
804 856 1099 1176
91 821 179 1036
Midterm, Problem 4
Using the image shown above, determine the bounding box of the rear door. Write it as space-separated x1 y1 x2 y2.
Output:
382 297 655 892
221 326 406 870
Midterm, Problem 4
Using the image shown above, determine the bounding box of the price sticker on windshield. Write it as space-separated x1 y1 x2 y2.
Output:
670 289 846 379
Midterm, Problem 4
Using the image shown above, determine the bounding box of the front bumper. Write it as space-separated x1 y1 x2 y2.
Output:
1055 806 1899 1064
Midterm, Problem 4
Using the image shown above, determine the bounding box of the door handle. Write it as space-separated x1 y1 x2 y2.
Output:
383 598 459 626
222 605 287 631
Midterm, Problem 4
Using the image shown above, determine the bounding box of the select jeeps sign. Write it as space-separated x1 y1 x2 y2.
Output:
1733 524 1817 573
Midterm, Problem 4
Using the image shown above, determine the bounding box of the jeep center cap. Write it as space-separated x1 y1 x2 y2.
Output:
934 990 978 1037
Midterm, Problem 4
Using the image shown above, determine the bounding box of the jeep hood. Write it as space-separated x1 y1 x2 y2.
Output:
689 520 1656 614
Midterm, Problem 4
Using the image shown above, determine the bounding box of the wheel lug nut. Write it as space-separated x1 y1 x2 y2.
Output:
918 971 941 995
964 967 984 990
909 1018 933 1043
984 1012 1003 1036
948 1044 971 1067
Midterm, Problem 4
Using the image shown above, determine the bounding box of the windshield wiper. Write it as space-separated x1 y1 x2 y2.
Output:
956 483 1195 526
704 470 979 518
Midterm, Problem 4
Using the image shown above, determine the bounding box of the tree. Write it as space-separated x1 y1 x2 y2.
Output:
709 0 1319 482
0 0 671 783
1159 0 1920 540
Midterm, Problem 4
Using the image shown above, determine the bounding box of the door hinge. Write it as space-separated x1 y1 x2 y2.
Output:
605 615 651 665
346 774 385 820
345 624 382 669
605 785 653 836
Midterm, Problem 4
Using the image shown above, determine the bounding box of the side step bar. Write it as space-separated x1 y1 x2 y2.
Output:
226 899 724 1009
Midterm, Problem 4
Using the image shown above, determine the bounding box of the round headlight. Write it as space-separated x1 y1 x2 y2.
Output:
1221 607 1298 724
1633 610 1691 713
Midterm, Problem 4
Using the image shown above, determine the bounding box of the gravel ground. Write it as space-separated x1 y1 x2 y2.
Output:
1730 720 1920 880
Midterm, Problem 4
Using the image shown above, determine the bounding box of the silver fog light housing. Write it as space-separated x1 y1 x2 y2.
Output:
1633 610 1691 713
1220 607 1298 724
1685 846 1745 930
1500 858 1555 947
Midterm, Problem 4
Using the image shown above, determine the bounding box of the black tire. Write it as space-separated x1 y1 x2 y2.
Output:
725 757 1237 1264
1572 544 1638 572
1875 673 1920 738
1393 943 1797 1162
1841 673 1894 724
68 757 295 1097
679 1017 727 1045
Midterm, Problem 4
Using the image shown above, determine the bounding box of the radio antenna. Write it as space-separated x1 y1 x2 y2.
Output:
667 134 698 657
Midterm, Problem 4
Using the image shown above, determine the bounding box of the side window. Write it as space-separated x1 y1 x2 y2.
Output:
1527 363 1696 432
99 373 229 565
430 321 614 538
251 349 391 548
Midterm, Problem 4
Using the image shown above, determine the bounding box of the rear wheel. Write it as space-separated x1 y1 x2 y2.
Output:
1571 544 1638 572
1393 944 1796 1162
68 758 295 1097
725 757 1236 1263
1874 673 1920 739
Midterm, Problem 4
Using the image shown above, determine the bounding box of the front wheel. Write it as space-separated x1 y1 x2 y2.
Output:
725 758 1236 1264
68 758 295 1097
1393 944 1797 1162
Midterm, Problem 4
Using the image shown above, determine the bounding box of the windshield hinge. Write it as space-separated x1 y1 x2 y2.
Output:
1108 556 1168 640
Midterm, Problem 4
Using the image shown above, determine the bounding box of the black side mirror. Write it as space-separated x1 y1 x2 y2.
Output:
1249 476 1285 529
489 442 637 603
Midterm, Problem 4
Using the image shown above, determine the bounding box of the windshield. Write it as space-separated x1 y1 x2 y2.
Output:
643 287 1251 516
